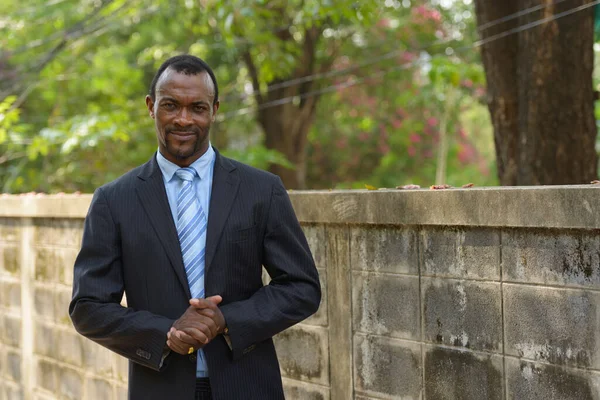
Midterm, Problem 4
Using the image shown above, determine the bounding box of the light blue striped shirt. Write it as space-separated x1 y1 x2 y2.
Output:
156 146 215 378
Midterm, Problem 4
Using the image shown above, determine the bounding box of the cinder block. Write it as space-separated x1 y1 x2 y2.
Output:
0 219 20 243
504 284 600 369
354 334 422 399
33 392 56 400
3 315 20 348
34 322 55 358
55 288 72 326
36 358 58 392
274 325 329 386
282 377 330 400
2 281 21 310
353 272 420 340
424 345 503 400
304 268 328 327
422 278 502 352
4 385 22 400
116 385 128 400
115 355 128 382
59 366 83 400
85 377 114 400
82 339 113 377
350 226 418 274
420 227 500 280
506 357 600 400
34 248 60 283
34 286 55 321
58 330 84 368
1 247 20 276
5 350 20 383
302 224 326 270
34 219 83 247
503 230 600 288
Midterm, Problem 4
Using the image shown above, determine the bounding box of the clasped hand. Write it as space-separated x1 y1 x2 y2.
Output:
167 295 225 355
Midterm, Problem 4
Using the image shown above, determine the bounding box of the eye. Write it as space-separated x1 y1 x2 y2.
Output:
194 104 207 112
162 103 176 110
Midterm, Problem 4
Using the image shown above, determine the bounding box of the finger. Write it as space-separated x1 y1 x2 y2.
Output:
166 339 187 355
190 295 222 308
174 329 202 347
206 295 222 305
181 327 214 345
170 329 194 351
189 298 218 309
197 308 215 319
181 325 210 344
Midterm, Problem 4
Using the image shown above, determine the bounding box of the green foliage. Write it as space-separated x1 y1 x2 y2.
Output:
1 0 499 192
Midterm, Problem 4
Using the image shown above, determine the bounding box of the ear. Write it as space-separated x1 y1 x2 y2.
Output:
211 100 220 122
145 95 155 119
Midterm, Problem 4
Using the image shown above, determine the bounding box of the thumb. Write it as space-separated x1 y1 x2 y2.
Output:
205 295 223 305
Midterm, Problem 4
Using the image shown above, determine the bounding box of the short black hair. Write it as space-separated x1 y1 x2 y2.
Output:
149 54 219 105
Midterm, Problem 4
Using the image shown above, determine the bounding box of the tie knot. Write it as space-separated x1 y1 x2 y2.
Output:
175 167 197 182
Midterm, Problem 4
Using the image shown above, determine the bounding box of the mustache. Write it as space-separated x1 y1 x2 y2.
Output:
166 126 200 134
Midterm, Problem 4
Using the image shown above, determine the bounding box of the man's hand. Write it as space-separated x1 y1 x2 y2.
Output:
166 295 224 355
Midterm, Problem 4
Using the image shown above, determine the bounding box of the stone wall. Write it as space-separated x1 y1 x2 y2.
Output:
1 186 599 399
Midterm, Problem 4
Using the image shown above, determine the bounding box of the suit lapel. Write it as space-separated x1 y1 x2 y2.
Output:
205 150 240 274
135 154 191 299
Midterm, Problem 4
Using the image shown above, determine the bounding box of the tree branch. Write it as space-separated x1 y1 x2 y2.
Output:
241 50 264 105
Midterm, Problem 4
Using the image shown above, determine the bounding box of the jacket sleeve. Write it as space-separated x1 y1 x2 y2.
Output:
219 177 321 360
69 187 174 371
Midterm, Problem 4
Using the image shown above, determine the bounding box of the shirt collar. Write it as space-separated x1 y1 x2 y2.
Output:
156 144 215 182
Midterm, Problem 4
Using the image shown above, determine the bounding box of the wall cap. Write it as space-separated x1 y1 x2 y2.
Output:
1 185 599 229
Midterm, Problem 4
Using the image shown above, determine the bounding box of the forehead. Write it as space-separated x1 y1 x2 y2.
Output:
155 68 215 101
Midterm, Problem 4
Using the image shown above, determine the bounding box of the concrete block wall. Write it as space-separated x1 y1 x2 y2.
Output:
1 186 599 399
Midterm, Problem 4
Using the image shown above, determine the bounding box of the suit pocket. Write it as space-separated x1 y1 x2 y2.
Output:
227 225 256 243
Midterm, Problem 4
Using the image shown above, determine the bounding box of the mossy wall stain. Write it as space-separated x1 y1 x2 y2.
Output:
425 347 502 400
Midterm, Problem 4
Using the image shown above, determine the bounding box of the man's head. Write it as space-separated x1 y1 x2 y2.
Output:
146 55 220 167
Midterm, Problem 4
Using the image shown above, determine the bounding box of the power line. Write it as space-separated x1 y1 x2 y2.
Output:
224 0 580 102
219 0 600 122
477 0 571 32
473 0 599 47
4 0 597 126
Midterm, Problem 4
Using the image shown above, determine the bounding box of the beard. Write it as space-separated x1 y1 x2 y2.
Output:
163 125 209 160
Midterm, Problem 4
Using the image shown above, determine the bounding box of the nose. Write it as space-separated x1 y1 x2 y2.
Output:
174 107 192 126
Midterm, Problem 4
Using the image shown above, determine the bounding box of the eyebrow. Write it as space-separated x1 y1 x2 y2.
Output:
158 97 209 106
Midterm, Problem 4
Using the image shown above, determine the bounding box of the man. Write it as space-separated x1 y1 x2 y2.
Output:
69 54 321 400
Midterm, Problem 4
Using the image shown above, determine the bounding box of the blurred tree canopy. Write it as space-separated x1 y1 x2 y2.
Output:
1 0 507 192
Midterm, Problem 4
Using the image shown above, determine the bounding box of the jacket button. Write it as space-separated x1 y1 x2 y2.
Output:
189 354 197 363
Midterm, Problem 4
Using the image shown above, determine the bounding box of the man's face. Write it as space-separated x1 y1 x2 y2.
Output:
145 68 219 167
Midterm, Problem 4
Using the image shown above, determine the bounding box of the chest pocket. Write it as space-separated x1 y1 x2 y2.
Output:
227 225 256 243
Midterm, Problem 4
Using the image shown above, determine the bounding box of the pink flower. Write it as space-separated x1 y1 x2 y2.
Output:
427 117 438 127
391 119 402 129
379 144 390 154
377 18 390 28
409 133 421 143
458 145 475 163
461 79 474 89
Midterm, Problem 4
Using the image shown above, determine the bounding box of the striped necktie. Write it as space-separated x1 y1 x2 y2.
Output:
175 167 206 299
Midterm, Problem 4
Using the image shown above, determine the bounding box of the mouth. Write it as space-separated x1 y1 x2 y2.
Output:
169 131 196 140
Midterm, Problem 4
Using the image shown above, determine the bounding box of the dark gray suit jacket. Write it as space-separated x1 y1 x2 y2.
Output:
69 149 321 399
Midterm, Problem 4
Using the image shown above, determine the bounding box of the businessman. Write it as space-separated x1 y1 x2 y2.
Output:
69 54 321 400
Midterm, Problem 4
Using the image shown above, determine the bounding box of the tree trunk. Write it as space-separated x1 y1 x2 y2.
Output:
475 0 598 185
242 26 322 189
258 83 318 189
